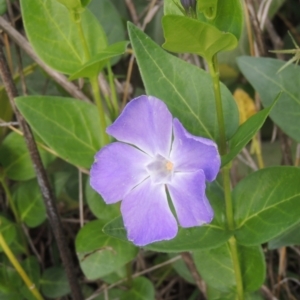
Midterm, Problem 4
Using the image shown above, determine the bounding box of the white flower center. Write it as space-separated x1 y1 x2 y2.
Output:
146 154 174 184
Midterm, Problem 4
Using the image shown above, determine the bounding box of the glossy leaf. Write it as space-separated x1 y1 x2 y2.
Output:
20 0 107 74
162 15 238 61
89 0 125 45
103 183 231 252
197 0 243 40
120 277 155 300
222 95 279 167
237 56 300 142
163 0 243 40
0 132 54 181
233 166 300 245
76 220 137 279
40 266 70 298
164 0 182 15
0 216 16 252
128 23 239 141
268 222 300 249
13 180 46 228
85 180 120 221
103 216 231 252
69 41 128 80
15 96 102 169
194 243 265 293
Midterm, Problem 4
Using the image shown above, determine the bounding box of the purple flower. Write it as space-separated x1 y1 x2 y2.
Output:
90 95 220 246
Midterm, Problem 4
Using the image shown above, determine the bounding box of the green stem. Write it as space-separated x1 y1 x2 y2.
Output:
207 54 244 299
229 237 244 300
0 225 44 300
222 165 234 230
0 179 20 223
90 75 109 145
207 55 227 155
74 13 90 63
106 62 119 119
73 10 110 144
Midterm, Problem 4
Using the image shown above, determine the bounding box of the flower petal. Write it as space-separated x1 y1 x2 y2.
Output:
170 118 220 181
121 179 177 246
90 142 150 204
107 95 172 157
167 170 213 227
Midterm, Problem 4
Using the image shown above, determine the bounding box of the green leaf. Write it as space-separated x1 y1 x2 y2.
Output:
222 94 279 166
128 23 239 142
268 222 300 249
233 166 300 245
120 277 155 300
15 96 102 169
0 260 22 299
169 253 195 284
237 56 300 142
0 216 16 252
0 132 55 181
89 0 125 45
20 0 107 74
75 220 137 279
20 256 40 300
40 266 70 299
103 185 231 252
207 286 264 300
107 214 230 253
0 0 7 15
90 288 124 300
197 0 243 40
164 0 183 15
162 15 238 61
69 41 128 80
85 180 120 221
103 181 231 252
194 243 265 293
13 180 46 228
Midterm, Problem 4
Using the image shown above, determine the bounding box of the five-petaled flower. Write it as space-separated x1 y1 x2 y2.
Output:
90 95 220 246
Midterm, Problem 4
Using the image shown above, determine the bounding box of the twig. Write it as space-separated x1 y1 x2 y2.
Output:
0 121 19 126
278 128 293 166
0 16 91 102
261 284 278 300
245 0 266 56
265 19 284 59
85 255 181 300
0 45 84 300
181 252 206 298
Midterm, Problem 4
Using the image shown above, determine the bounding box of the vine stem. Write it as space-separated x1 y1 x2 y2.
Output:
74 13 90 63
75 12 109 143
0 224 44 300
208 54 244 300
207 55 226 155
90 75 109 145
107 61 119 119
0 46 84 300
0 178 20 223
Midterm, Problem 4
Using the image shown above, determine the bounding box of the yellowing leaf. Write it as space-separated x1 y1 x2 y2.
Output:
233 89 257 124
